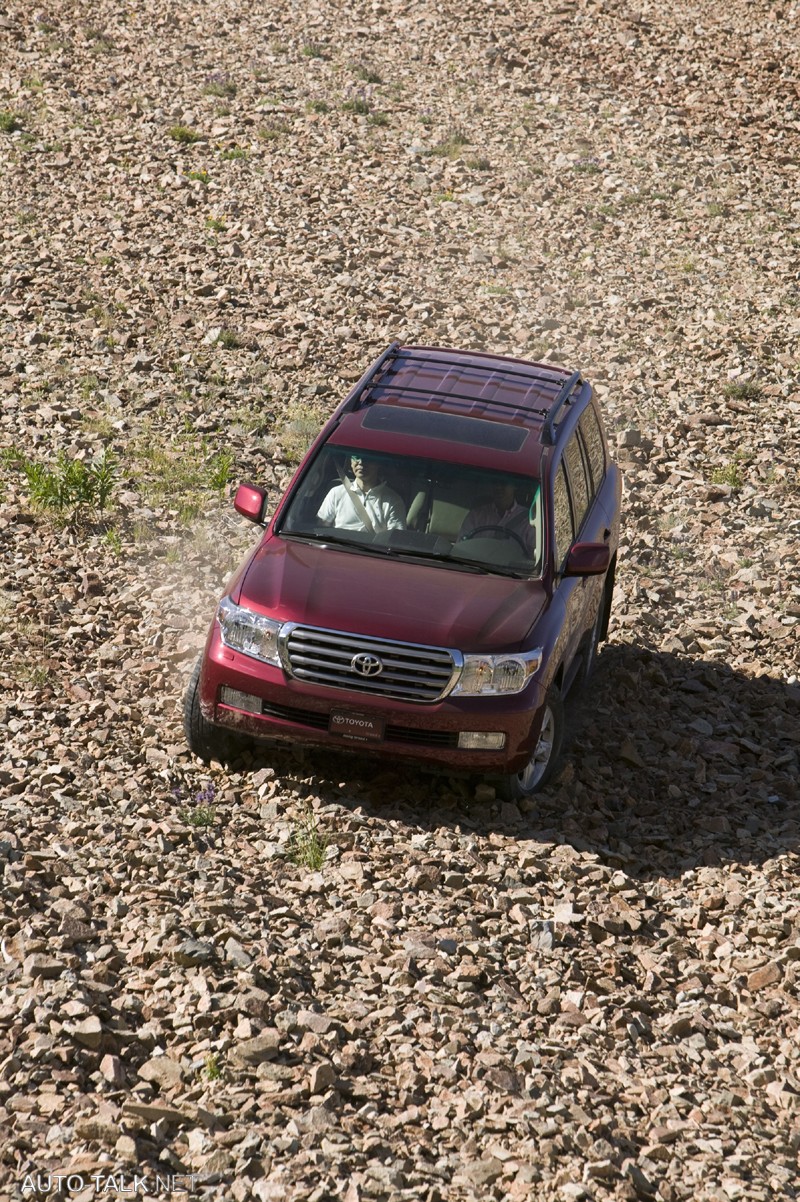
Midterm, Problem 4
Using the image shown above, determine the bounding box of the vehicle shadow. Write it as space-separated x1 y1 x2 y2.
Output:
251 643 799 882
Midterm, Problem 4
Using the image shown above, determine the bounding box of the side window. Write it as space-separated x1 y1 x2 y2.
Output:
564 434 590 534
579 405 606 494
552 462 574 569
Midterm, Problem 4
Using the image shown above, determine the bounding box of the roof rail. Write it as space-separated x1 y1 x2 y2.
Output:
342 342 401 413
541 371 582 445
395 349 566 387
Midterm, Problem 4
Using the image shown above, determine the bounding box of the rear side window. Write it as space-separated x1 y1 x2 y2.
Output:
579 405 606 494
552 463 574 569
564 434 590 534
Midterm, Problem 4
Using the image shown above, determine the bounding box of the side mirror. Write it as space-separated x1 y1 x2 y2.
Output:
563 541 611 577
234 483 268 525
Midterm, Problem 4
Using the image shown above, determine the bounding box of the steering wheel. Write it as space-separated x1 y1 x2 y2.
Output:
462 525 529 554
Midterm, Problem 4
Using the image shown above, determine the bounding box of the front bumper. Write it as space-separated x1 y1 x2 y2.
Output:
200 626 546 774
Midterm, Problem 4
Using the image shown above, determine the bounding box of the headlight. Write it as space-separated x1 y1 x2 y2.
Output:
217 597 282 666
452 649 542 696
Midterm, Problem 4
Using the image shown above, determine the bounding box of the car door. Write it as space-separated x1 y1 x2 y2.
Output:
545 457 584 687
563 432 601 660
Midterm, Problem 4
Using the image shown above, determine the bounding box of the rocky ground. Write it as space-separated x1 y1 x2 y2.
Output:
1 0 799 1199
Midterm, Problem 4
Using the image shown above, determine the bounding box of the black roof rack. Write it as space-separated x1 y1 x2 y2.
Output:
392 348 569 388
541 371 582 445
359 381 551 421
341 343 580 435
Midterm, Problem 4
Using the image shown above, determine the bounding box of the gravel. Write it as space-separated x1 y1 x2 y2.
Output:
1 1 799 1200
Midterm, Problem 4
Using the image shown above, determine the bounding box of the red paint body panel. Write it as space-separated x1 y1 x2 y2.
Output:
236 537 546 651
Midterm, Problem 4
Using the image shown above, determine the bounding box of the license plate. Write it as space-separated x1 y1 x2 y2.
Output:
329 709 385 743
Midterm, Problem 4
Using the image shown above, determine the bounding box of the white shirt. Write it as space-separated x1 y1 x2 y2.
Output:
317 479 406 532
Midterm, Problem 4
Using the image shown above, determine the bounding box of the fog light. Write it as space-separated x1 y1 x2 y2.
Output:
219 686 262 715
458 731 506 750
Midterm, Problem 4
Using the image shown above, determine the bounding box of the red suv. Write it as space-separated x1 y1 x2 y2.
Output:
185 343 621 797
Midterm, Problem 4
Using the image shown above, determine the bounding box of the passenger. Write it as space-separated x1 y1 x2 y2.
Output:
318 453 406 533
459 480 534 551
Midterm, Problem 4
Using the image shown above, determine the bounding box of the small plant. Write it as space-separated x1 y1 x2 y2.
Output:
0 110 22 133
205 215 226 232
180 782 217 827
259 121 289 140
711 461 745 490
216 330 241 350
204 1053 222 1081
434 190 455 203
208 450 233 488
202 75 236 99
723 380 761 402
368 112 389 128
219 147 247 160
342 97 370 115
465 156 491 171
302 42 326 58
573 157 601 174
306 99 329 114
103 527 123 555
706 201 726 217
431 127 470 158
131 427 235 521
169 125 202 145
288 809 329 872
187 169 209 183
354 65 382 83
8 447 117 514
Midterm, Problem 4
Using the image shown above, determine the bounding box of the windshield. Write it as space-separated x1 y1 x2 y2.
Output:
279 444 543 578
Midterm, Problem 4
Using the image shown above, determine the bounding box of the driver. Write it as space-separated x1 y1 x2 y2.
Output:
459 480 534 551
317 453 406 533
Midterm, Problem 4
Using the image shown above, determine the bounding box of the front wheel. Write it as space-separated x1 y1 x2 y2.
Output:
184 657 241 764
497 688 565 801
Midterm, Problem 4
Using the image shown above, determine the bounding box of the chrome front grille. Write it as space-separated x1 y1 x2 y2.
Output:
281 624 458 703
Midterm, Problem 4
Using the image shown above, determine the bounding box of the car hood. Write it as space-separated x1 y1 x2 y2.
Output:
235 536 545 651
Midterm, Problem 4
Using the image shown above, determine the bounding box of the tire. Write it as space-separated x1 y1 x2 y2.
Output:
579 593 604 687
184 656 238 764
497 688 565 801
580 566 614 687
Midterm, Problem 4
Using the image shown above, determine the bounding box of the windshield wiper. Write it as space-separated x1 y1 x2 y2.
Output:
447 555 531 579
282 530 374 552
374 544 489 573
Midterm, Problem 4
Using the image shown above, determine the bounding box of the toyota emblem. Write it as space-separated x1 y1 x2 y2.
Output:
351 652 383 677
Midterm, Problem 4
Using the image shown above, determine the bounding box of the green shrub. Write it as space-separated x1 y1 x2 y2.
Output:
288 809 329 871
132 428 233 523
430 127 470 158
342 98 370 115
169 125 202 144
202 77 236 98
181 804 216 828
723 380 761 402
0 110 22 133
7 447 117 514
354 66 382 84
711 461 745 490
